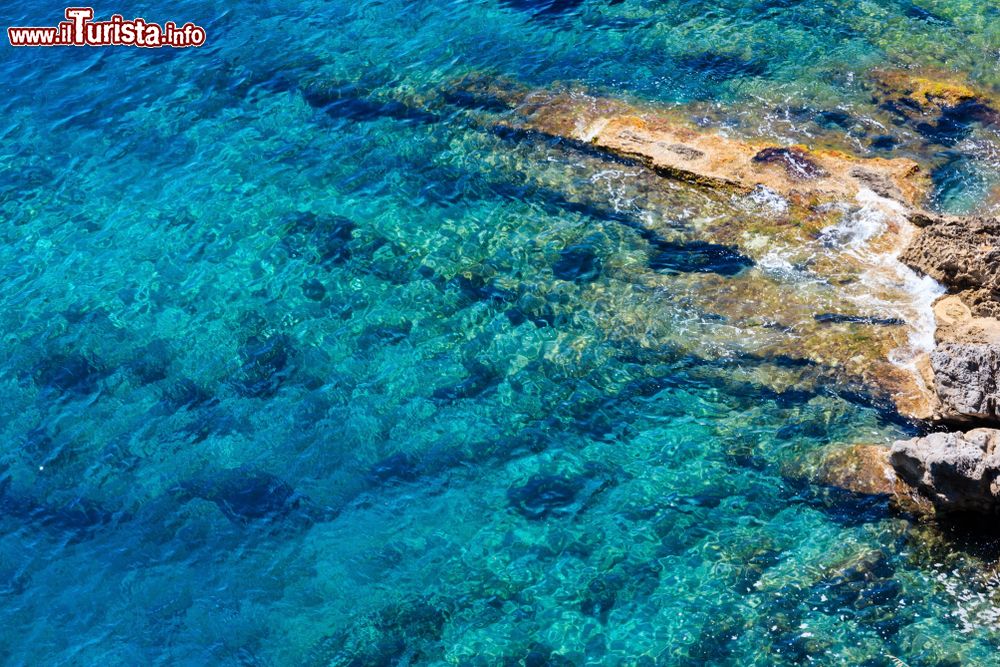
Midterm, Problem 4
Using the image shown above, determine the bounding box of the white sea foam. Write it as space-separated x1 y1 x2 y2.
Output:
747 185 789 214
756 246 805 281
831 189 944 362
818 190 897 251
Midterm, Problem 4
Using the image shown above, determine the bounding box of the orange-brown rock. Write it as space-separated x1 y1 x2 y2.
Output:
816 444 905 496
900 214 1000 320
495 90 929 211
815 443 932 514
931 295 1000 346
871 69 991 115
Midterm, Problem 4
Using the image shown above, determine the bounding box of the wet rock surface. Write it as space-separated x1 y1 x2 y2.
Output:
440 73 947 420
806 442 934 518
900 214 1000 318
890 210 1000 508
815 444 905 498
506 96 929 210
752 146 828 180
899 214 1000 425
871 69 999 147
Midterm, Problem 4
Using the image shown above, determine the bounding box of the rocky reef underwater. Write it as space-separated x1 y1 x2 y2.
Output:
6 0 1000 664
393 67 1000 520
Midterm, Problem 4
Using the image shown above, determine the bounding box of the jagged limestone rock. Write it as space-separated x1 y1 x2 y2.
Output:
900 215 1000 319
931 344 1000 422
891 429 1000 514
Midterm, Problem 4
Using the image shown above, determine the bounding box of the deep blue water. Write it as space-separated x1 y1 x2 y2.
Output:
1 0 1000 665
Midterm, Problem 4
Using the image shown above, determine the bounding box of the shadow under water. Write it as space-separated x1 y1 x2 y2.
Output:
0 0 999 664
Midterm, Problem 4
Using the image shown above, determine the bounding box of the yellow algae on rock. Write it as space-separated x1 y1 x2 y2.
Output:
872 69 989 113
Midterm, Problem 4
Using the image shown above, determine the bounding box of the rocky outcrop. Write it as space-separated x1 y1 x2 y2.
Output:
898 215 1000 424
872 70 984 113
881 209 1000 513
891 429 1000 514
870 69 1000 148
930 344 1000 422
490 88 930 212
443 73 1000 515
871 69 998 122
438 74 952 419
900 215 1000 319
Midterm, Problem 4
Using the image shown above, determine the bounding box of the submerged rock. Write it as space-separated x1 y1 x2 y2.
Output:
32 353 107 398
300 81 439 124
674 50 769 79
431 361 502 402
160 378 218 411
128 339 172 385
869 134 898 151
507 474 580 519
553 242 602 282
357 320 413 349
0 475 123 536
476 82 929 209
903 2 947 23
752 146 827 180
367 452 419 485
174 467 333 526
448 274 517 306
815 444 908 498
497 0 585 17
178 468 300 522
814 313 905 326
301 278 326 301
805 550 902 639
872 69 998 149
872 69 998 125
308 596 450 666
891 429 1000 514
578 559 661 623
231 333 295 399
507 465 617 520
647 240 752 276
280 211 357 267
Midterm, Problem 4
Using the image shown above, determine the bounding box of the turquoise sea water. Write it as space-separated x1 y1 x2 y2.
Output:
2 0 1000 664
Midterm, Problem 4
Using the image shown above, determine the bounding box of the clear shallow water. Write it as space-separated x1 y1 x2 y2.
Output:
1 0 1000 665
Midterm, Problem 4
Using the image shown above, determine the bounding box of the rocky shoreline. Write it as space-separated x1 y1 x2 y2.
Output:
887 212 1000 515
441 69 1000 517
793 208 1000 518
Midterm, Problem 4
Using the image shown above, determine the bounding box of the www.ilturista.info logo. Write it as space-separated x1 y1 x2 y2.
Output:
8 8 206 47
